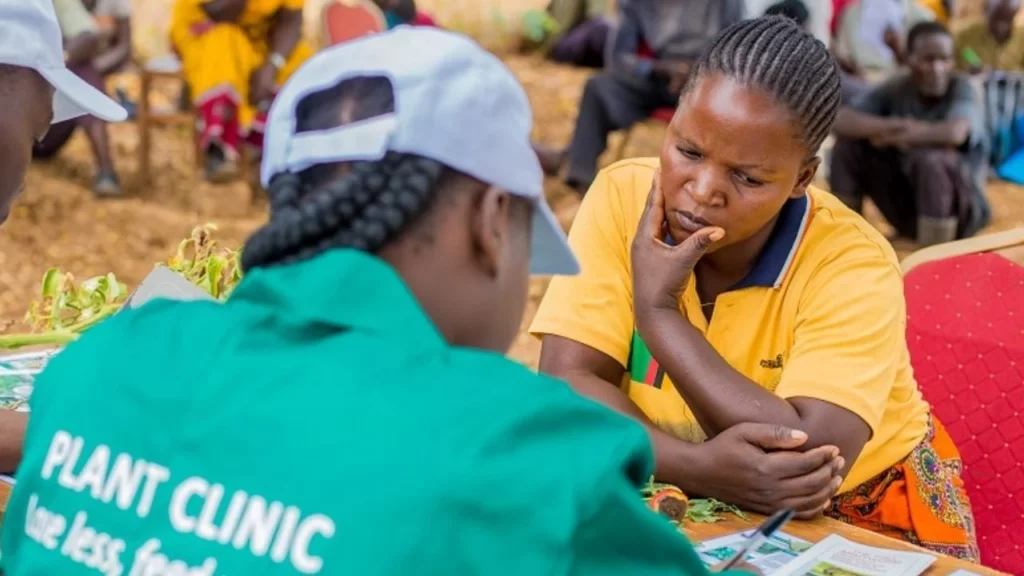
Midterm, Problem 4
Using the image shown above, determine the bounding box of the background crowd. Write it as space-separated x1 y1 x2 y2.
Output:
2 0 1024 361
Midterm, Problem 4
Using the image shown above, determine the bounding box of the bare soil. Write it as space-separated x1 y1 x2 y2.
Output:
2 4 1020 367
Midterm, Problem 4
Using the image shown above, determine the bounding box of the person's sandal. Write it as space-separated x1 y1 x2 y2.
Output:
93 171 123 197
204 144 240 183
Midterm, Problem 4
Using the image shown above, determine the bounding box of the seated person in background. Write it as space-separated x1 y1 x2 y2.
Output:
955 0 1024 73
830 21 989 246
523 0 609 69
2 27 764 575
536 0 746 193
33 0 129 196
531 16 979 560
86 0 134 78
834 0 934 79
170 0 314 182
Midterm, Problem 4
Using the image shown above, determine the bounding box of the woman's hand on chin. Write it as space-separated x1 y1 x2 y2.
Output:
631 170 723 318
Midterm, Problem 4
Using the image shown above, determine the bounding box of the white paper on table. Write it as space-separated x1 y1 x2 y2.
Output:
947 571 981 576
0 348 59 413
697 531 813 574
773 534 936 576
123 265 217 309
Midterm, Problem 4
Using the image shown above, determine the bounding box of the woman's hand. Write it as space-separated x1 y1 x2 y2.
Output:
631 170 723 314
689 423 844 520
249 63 277 108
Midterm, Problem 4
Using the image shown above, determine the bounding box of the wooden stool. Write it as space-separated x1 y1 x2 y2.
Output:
137 56 200 184
137 56 253 185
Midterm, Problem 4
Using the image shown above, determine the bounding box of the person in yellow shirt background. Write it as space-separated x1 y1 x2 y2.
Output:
531 15 979 561
918 0 953 24
170 0 313 181
955 0 1024 72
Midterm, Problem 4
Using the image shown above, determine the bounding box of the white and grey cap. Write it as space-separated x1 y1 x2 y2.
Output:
261 27 578 276
0 0 127 124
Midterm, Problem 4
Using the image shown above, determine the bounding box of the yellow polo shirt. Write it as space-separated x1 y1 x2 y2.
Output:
530 158 930 491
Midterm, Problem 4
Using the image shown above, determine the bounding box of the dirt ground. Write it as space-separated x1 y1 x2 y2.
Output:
1 54 1022 366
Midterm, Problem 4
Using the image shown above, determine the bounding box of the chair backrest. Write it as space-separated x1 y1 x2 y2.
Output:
904 252 1024 574
320 0 386 48
982 72 1024 168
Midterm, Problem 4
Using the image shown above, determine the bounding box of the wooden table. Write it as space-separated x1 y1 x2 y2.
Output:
0 482 1005 574
684 513 1007 575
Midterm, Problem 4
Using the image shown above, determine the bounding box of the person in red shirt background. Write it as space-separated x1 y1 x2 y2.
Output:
832 0 857 36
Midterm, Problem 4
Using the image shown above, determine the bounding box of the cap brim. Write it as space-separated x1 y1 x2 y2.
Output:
39 67 127 124
529 200 579 276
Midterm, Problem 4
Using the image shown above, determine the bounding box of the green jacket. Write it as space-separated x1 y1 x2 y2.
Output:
2 250 731 575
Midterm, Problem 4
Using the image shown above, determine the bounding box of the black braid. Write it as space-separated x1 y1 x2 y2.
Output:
241 76 450 272
683 15 841 157
241 153 445 271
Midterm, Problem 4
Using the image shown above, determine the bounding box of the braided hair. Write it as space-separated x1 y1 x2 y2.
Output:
683 15 841 158
241 76 459 271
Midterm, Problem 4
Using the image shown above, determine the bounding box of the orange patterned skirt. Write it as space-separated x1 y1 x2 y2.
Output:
827 418 979 562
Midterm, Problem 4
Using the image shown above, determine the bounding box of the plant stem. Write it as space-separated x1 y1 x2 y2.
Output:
0 331 79 349
0 305 119 350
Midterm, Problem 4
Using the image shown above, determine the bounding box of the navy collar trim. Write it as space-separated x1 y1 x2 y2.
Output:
733 194 811 290
666 195 811 291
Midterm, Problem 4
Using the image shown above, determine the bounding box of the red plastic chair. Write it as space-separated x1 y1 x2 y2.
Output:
320 0 386 47
902 230 1024 574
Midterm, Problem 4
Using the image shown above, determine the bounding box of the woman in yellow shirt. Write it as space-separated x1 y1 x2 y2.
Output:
531 16 979 561
171 0 313 180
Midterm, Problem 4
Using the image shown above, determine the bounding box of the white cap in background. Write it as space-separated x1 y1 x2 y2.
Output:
0 0 127 124
261 27 578 276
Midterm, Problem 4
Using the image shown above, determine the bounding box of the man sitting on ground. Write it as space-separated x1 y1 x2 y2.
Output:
829 21 989 246
523 0 609 69
536 0 746 194
33 0 130 197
